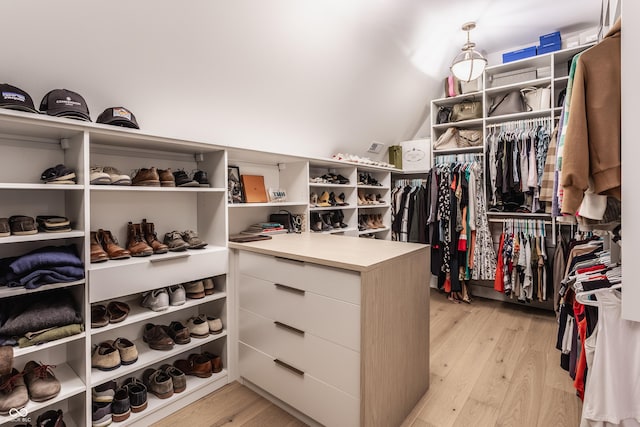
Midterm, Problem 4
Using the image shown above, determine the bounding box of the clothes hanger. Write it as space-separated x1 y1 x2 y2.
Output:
575 283 622 306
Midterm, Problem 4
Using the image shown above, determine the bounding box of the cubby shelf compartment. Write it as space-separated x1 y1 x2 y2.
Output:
0 279 85 299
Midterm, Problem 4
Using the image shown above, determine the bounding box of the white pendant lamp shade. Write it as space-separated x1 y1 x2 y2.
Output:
451 22 487 82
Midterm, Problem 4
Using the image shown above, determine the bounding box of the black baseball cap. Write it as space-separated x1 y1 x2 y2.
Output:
40 89 91 121
97 106 139 129
0 84 39 113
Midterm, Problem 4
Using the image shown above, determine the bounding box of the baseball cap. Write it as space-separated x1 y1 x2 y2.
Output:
0 84 39 113
40 89 91 121
97 106 139 129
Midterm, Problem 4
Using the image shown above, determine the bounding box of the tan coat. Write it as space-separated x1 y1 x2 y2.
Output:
561 18 621 215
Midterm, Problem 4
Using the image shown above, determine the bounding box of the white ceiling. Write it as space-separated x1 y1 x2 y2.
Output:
0 0 603 158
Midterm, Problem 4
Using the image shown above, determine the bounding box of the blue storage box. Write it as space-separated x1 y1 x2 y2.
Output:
502 46 537 63
539 31 561 45
537 41 561 55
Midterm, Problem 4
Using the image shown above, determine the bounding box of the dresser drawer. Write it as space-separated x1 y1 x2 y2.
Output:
239 251 360 305
239 342 359 427
240 308 360 397
239 274 360 351
89 247 228 303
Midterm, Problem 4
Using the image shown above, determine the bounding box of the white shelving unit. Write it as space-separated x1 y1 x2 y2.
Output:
0 109 231 427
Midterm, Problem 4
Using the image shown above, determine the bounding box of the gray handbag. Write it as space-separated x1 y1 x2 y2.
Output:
488 91 530 117
458 129 483 147
450 99 482 122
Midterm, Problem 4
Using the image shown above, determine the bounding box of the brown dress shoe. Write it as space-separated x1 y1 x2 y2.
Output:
132 167 160 186
23 361 61 402
98 229 131 260
142 219 169 254
90 231 109 263
157 169 175 187
142 324 174 351
127 222 153 257
174 355 211 378
202 351 223 373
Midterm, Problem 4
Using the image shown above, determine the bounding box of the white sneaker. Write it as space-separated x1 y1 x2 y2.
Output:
141 289 169 311
102 166 132 186
90 166 112 185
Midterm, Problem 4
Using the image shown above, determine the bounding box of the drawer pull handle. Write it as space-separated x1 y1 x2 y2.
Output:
274 359 305 376
150 253 191 263
274 321 305 336
275 256 304 265
274 283 305 296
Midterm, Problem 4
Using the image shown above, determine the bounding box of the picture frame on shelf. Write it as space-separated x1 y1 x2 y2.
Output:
228 165 243 203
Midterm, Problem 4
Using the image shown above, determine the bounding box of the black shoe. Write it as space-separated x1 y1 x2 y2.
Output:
192 170 210 187
41 164 77 183
310 212 323 232
173 170 199 187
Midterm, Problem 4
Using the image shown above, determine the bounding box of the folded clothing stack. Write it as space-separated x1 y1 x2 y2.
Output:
36 216 71 233
0 289 83 347
0 244 84 289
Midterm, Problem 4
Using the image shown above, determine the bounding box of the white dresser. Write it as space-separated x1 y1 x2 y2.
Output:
229 233 430 427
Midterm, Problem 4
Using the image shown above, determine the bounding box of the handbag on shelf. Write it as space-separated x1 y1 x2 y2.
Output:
433 128 459 150
436 106 452 124
457 129 483 147
443 75 461 98
450 99 482 122
488 91 529 117
520 86 551 111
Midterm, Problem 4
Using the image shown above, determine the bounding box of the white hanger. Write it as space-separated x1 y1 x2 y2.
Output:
575 283 622 306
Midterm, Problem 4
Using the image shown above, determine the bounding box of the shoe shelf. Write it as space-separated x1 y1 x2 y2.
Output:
309 206 354 212
356 184 386 190
308 183 353 188
311 227 356 235
0 230 84 245
356 203 388 209
358 226 389 235
88 246 227 271
90 185 226 193
123 369 228 426
0 363 86 426
12 333 87 359
0 279 85 299
228 202 308 209
0 183 84 191
90 330 228 386
90 292 227 336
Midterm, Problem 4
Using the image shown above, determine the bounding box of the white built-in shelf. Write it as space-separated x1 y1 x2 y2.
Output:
0 279 85 299
430 91 483 106
433 146 484 155
88 246 226 271
357 204 388 209
13 333 86 358
0 363 85 426
485 109 553 124
90 185 225 193
228 202 308 208
0 230 84 244
309 182 352 188
432 118 484 130
358 226 389 235
485 77 552 95
91 292 227 336
0 183 84 190
553 107 563 114
310 227 352 235
357 184 387 190
90 331 227 386
122 370 228 425
554 75 570 84
309 206 354 211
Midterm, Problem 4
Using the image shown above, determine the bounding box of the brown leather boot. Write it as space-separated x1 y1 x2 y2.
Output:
98 229 131 260
127 222 154 257
142 219 169 254
90 231 109 263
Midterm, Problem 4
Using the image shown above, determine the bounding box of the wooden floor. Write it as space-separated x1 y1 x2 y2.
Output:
153 289 582 427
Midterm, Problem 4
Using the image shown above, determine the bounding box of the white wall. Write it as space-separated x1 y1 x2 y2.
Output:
0 0 433 158
621 0 637 321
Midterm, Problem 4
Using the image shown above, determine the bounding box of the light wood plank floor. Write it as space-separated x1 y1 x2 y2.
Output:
153 289 582 427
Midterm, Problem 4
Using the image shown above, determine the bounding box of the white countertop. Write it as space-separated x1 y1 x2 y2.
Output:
228 233 428 272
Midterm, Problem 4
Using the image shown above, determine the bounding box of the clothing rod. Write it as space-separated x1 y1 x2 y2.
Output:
486 118 552 129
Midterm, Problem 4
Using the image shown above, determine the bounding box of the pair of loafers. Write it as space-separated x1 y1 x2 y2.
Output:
91 301 130 328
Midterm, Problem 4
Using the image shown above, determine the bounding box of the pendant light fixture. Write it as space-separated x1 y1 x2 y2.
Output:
450 22 487 82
